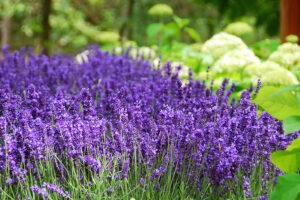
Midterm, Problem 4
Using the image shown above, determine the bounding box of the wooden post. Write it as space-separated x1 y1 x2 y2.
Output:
280 0 300 43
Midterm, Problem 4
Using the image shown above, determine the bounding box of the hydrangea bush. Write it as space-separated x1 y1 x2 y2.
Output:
0 46 298 199
199 32 299 87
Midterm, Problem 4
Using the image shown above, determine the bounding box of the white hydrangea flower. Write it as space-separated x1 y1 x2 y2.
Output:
152 58 161 69
245 61 281 77
201 32 248 59
129 46 156 59
170 62 190 79
76 50 90 64
277 42 300 53
268 43 300 69
244 61 299 86
261 68 299 86
212 48 260 74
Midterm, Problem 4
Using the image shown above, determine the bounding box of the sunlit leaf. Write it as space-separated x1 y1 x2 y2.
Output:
184 27 201 42
270 137 300 173
146 23 163 41
252 86 300 120
283 115 300 135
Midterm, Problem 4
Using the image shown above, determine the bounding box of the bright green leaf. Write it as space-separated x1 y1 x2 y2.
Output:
173 15 190 29
270 137 300 173
271 84 300 96
161 22 180 42
283 115 300 135
286 137 300 151
184 27 201 42
252 86 300 120
270 173 300 200
146 23 163 41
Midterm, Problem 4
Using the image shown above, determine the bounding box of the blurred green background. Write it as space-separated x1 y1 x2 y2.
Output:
0 0 279 54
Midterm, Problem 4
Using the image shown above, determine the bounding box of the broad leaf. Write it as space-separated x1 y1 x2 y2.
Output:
252 86 300 120
173 15 190 29
270 137 300 173
283 115 300 135
146 23 163 40
270 173 300 200
184 27 201 42
271 84 300 96
161 22 180 42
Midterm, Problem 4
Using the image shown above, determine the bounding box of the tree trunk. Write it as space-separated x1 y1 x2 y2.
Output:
280 0 300 43
1 17 11 47
119 0 135 41
42 0 52 55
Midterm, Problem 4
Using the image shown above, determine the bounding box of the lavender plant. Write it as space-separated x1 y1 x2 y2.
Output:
0 46 298 199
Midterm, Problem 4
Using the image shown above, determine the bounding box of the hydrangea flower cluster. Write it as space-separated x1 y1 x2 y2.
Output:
201 32 248 59
200 32 299 87
223 21 253 37
148 3 173 16
245 61 299 86
0 46 298 198
268 42 300 70
212 48 260 74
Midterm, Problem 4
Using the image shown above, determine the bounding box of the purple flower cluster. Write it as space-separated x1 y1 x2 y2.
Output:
30 186 49 199
43 182 69 198
0 46 298 196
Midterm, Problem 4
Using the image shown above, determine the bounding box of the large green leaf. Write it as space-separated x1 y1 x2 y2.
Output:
271 84 300 96
270 137 300 173
283 115 300 135
270 173 300 200
252 86 300 120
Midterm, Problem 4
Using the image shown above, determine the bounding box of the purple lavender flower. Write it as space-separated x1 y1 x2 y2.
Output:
107 188 114 194
30 186 49 199
0 46 298 198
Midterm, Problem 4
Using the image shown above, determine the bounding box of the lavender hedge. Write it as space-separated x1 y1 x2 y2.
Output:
0 46 297 199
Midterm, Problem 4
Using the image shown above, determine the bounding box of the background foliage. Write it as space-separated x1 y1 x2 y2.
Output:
0 0 280 54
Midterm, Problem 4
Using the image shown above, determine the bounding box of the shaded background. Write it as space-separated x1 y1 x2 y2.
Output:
0 0 281 55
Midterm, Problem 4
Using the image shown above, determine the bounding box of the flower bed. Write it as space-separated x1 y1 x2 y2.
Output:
0 46 298 199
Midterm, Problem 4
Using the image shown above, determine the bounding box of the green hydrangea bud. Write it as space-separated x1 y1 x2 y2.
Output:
286 34 299 43
95 31 120 43
148 4 173 16
224 22 253 36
